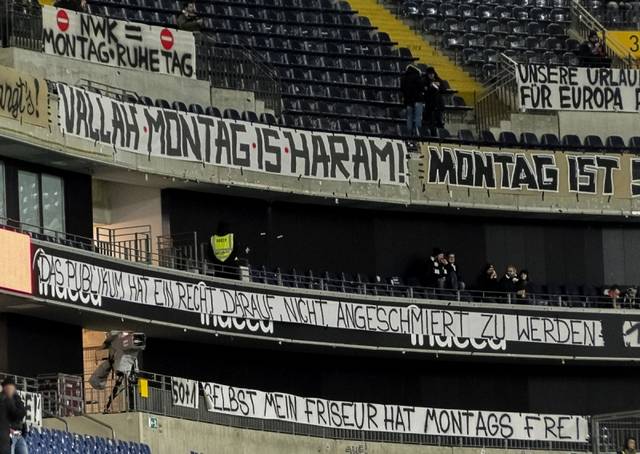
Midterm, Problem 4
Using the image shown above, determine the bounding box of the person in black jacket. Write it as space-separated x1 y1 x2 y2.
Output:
0 377 26 454
422 67 446 135
177 2 204 32
400 65 424 136
477 263 500 303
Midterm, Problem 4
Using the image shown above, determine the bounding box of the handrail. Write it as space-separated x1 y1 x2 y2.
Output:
79 414 116 439
43 411 69 432
474 54 519 133
570 0 640 69
8 215 638 310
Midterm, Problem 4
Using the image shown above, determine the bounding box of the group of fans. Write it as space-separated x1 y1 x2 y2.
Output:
400 65 446 136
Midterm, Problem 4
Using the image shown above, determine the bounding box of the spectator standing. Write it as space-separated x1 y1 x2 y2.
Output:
400 65 424 136
445 252 465 291
177 2 204 31
0 378 25 454
577 31 610 67
422 67 446 134
500 265 520 295
477 263 500 302
621 437 637 454
428 248 448 289
516 269 533 303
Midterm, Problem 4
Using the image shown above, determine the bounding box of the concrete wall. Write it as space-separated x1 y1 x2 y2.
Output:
0 48 261 113
92 180 163 253
44 413 577 454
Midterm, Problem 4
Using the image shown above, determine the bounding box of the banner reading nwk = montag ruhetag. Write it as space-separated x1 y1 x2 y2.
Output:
56 84 408 185
42 6 196 78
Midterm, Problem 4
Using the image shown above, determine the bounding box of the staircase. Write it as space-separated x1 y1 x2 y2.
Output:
347 0 483 105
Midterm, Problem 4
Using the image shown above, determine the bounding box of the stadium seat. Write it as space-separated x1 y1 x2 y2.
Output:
520 132 539 146
479 130 497 144
223 109 241 120
260 113 278 125
241 111 260 123
540 133 560 147
206 106 222 117
605 135 626 150
584 135 604 149
457 129 476 142
629 136 640 152
498 131 518 146
561 134 582 148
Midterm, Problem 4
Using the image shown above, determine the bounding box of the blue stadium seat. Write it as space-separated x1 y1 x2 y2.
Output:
605 135 625 150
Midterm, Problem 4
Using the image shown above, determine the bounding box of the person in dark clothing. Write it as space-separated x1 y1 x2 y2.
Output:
577 31 610 67
477 263 499 302
515 269 534 303
620 437 636 454
500 264 520 297
444 252 465 291
53 0 86 12
422 67 446 134
177 2 203 31
400 65 424 136
428 248 448 289
0 378 25 454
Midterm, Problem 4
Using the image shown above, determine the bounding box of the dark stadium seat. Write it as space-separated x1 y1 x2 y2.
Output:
605 135 626 150
561 134 582 148
223 109 241 120
629 136 640 152
584 135 604 149
154 98 171 109
498 131 518 146
172 101 188 112
540 133 560 147
520 132 539 146
203 106 221 118
260 113 278 125
242 111 260 123
457 129 476 142
479 130 497 144
188 103 205 115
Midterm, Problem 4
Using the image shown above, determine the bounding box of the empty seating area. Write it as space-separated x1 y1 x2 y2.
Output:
393 0 578 79
27 427 151 454
583 0 640 27
85 0 471 135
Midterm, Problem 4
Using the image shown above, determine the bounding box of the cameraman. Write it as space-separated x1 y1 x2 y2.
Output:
0 377 26 454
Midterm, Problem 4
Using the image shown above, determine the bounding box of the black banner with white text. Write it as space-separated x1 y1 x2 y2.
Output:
29 243 640 361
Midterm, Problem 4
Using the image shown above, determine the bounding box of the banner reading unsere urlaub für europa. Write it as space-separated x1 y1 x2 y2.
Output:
42 6 196 78
55 84 408 185
516 64 640 112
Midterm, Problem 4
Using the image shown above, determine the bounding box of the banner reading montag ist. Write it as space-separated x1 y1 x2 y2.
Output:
42 6 196 78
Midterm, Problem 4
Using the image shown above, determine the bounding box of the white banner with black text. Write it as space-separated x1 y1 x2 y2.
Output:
191 378 589 442
171 377 199 409
42 6 196 78
516 64 640 112
56 84 407 185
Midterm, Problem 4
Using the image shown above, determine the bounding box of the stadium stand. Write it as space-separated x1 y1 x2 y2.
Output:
82 0 473 135
392 0 579 76
27 428 151 454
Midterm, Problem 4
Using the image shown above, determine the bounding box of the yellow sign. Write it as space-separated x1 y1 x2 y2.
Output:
211 233 234 262
605 31 640 60
138 378 149 398
0 229 32 294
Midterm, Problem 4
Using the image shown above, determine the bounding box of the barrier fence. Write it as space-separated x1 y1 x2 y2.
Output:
1 216 634 310
592 410 640 454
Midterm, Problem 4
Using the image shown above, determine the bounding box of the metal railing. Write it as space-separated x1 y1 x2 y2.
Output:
5 216 639 310
0 0 41 51
196 34 282 115
474 53 519 133
570 0 640 69
125 370 590 451
95 225 152 264
592 410 640 454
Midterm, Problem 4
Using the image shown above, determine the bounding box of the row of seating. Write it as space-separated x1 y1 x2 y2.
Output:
248 265 631 307
86 0 457 137
583 0 640 28
432 128 640 151
27 427 151 454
